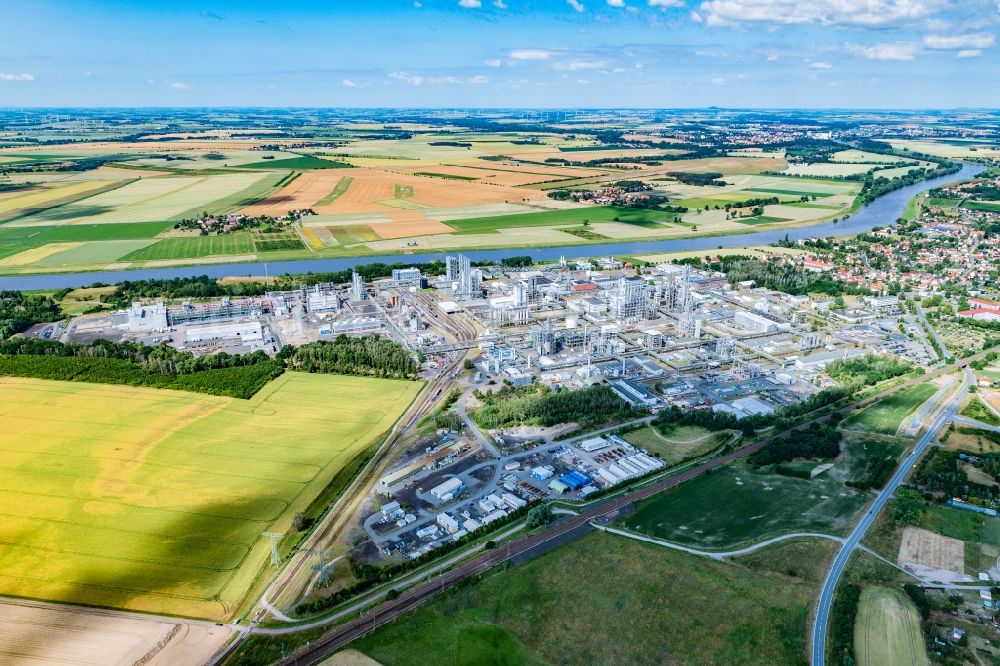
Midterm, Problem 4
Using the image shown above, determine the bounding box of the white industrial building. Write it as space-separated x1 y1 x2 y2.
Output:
429 477 463 501
125 302 168 332
185 321 266 346
436 513 460 534
734 310 778 334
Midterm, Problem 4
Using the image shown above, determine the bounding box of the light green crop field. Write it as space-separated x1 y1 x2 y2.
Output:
7 173 271 227
349 531 817 666
841 383 937 436
32 239 159 266
121 232 255 261
854 587 929 666
445 205 668 233
622 463 867 548
0 221 174 263
0 373 421 620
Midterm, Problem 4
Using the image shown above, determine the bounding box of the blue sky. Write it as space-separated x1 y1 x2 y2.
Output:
1 0 998 108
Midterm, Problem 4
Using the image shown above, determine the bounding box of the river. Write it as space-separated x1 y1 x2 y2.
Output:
0 162 983 290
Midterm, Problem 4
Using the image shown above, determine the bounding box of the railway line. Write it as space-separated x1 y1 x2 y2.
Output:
271 348 995 666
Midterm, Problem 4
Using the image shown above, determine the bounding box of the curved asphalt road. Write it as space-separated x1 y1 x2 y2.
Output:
810 368 972 666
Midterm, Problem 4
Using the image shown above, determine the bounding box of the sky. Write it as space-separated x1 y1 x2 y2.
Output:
1 0 999 108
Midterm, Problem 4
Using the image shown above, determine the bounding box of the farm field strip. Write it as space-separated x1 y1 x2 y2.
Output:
622 463 867 548
6 172 273 227
0 373 421 619
854 587 929 666
841 383 937 436
121 233 255 261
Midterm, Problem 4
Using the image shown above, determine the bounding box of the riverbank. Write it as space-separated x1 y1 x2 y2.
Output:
0 163 982 290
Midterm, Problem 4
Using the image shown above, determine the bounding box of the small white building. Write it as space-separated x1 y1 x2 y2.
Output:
436 513 460 534
429 477 463 501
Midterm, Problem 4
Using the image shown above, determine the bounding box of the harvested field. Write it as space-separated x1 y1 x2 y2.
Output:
0 243 83 267
0 179 124 220
0 373 421 619
854 587 929 666
240 170 350 216
782 163 874 177
0 600 231 666
8 173 272 227
898 526 965 574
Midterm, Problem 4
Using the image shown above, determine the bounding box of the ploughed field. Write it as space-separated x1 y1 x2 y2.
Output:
0 372 420 620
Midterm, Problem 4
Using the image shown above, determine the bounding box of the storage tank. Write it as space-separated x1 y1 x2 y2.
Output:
565 314 579 330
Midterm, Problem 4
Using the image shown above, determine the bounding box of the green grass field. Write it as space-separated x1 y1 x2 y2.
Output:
623 425 728 464
963 200 1000 212
622 463 867 548
745 187 835 198
233 155 350 170
738 215 792 226
854 587 929 666
920 505 1000 574
120 232 255 260
33 239 159 266
349 531 816 666
314 176 354 206
0 221 174 262
0 373 421 620
841 383 937 436
445 206 668 233
413 171 479 181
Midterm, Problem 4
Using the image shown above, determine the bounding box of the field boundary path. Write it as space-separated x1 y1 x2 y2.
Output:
592 524 914 576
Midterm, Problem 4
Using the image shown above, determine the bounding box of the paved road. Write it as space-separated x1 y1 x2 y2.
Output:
252 348 994 666
810 368 973 666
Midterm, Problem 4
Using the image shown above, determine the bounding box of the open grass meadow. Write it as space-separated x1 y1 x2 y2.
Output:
121 232 255 261
0 221 174 263
854 587 929 666
623 425 729 465
622 463 867 549
0 372 421 619
445 205 669 233
840 383 937 436
349 531 815 666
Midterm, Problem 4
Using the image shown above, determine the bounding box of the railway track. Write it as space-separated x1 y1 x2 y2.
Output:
273 349 993 666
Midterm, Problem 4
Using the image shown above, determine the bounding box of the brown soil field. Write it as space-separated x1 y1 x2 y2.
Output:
241 171 348 216
373 210 454 239
0 601 231 666
266 168 546 218
398 163 608 186
898 526 964 573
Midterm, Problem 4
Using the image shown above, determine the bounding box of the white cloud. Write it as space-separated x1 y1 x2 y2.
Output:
567 0 585 11
470 75 490 84
458 0 481 7
711 76 725 85
577 78 591 84
0 72 34 82
808 61 833 69
509 48 556 60
649 0 683 6
923 33 995 49
553 59 609 70
766 53 779 61
493 0 508 7
957 49 983 57
485 57 503 67
607 0 626 6
342 79 369 87
413 1 422 7
845 41 919 60
389 71 424 85
697 0 946 28
166 80 189 90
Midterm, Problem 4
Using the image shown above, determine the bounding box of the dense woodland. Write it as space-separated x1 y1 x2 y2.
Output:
470 384 637 430
825 354 915 388
748 423 841 467
284 336 417 378
0 291 62 338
